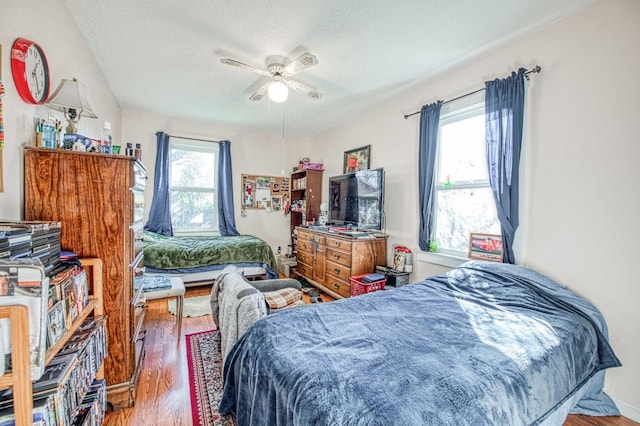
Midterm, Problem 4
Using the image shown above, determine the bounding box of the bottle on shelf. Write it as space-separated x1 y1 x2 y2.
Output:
100 122 112 154
125 143 134 157
134 143 142 160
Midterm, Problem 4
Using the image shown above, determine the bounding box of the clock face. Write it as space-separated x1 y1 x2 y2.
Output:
11 38 50 104
26 45 48 102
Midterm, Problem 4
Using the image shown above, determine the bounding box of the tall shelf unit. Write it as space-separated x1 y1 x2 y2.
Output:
289 169 323 254
24 147 147 409
0 258 104 425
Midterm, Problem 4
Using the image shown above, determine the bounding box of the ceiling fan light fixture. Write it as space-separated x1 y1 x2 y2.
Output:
268 81 288 103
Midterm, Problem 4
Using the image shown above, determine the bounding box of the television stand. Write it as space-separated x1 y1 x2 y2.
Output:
294 226 388 299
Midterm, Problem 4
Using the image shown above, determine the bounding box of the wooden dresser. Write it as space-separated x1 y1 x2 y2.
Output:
24 147 147 409
295 227 387 299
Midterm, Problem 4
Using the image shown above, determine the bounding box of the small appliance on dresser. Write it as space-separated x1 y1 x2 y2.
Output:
24 147 147 409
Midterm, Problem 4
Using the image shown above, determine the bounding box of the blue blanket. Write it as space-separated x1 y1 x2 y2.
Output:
220 262 621 425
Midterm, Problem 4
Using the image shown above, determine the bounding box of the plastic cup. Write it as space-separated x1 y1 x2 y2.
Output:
112 145 121 154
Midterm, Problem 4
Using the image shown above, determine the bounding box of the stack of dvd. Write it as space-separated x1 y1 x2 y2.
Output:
0 226 31 259
0 316 107 425
0 220 62 274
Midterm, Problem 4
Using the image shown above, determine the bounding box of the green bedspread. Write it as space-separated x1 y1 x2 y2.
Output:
143 231 276 271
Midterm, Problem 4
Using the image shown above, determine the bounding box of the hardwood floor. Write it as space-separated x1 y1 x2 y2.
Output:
103 286 637 426
103 286 213 426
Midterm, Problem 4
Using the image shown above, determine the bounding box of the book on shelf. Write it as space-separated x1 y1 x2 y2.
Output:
46 301 68 349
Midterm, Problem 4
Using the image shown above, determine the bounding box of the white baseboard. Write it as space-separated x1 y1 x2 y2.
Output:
613 397 640 422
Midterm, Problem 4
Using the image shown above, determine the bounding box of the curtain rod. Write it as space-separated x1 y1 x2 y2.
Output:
403 65 541 120
166 134 223 144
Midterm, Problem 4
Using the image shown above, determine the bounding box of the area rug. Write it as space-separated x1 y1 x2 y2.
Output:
186 330 236 426
169 295 212 317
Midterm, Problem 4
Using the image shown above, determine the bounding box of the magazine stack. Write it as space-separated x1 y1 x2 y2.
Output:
0 259 49 380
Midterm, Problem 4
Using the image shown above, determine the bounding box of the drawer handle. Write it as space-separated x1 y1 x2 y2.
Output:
333 253 341 260
332 283 340 290
135 302 149 309
334 241 340 247
333 268 340 274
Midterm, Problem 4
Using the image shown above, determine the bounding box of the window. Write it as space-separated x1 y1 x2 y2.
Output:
169 137 219 236
432 93 501 257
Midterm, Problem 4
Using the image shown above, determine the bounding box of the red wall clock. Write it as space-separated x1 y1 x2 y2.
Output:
11 37 51 104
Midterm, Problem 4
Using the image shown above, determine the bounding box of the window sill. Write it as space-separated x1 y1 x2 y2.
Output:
416 250 468 269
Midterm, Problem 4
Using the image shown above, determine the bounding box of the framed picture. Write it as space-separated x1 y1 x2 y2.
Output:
271 195 282 211
343 145 370 174
468 233 504 262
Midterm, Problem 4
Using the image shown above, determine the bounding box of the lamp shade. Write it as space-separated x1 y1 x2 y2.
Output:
46 78 97 119
268 81 289 103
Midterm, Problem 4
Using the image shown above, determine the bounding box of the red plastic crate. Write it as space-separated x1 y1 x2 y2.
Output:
350 274 386 296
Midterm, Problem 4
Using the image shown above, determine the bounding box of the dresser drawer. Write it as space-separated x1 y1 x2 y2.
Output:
298 239 314 252
326 247 352 268
131 284 146 343
325 236 352 252
324 275 351 298
325 260 351 282
296 260 313 278
297 230 314 242
133 161 147 190
131 223 145 261
298 230 325 245
132 189 145 223
297 250 314 265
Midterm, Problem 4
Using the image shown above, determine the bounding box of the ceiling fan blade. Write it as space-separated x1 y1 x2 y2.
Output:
249 82 270 102
220 58 270 76
284 53 319 75
286 79 323 100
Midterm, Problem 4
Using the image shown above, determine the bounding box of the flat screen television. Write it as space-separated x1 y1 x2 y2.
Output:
328 168 384 230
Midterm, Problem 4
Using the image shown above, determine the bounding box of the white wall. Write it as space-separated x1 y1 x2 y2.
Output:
310 0 640 412
0 0 121 220
121 108 306 253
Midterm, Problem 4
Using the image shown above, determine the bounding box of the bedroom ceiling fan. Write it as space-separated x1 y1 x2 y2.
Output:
220 52 322 103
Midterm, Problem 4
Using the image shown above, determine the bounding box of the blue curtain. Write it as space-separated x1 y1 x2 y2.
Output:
485 68 526 264
218 140 239 236
418 101 443 251
144 131 173 236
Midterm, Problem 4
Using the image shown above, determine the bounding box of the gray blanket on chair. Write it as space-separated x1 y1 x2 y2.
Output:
210 266 267 362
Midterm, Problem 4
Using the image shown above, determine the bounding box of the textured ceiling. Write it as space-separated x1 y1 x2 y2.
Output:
64 0 595 137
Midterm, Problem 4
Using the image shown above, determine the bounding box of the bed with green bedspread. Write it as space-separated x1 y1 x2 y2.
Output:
143 231 277 278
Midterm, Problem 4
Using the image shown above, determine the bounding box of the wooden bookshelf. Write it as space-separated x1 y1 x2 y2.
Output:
0 258 104 425
0 305 31 426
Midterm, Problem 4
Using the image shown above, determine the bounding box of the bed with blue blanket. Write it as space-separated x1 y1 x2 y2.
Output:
220 261 621 425
143 231 277 286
